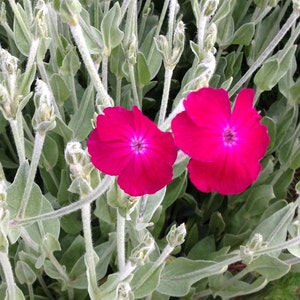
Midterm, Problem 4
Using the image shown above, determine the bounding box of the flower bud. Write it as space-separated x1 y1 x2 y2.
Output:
0 164 6 203
0 48 18 76
155 21 185 69
170 21 185 66
166 223 186 248
115 282 134 300
247 233 264 252
65 141 89 177
65 141 97 196
32 79 56 133
32 1 49 39
129 233 155 265
0 83 14 120
204 23 217 52
125 34 138 65
0 2 7 26
268 0 279 6
292 0 300 12
59 0 82 25
202 0 219 16
240 233 267 263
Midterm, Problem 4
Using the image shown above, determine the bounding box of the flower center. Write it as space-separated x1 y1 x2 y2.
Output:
131 136 147 154
223 127 237 146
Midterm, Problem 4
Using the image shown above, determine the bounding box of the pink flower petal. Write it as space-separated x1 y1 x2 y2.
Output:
172 111 224 161
87 129 132 175
118 153 174 196
188 150 262 195
184 87 231 129
96 106 134 142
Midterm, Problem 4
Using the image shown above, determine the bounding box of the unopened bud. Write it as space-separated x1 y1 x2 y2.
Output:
155 21 185 69
115 282 134 300
32 1 49 39
59 0 82 25
0 3 7 26
65 141 88 171
203 0 219 16
130 233 155 265
32 79 56 133
204 23 217 51
268 0 279 6
166 223 186 248
292 0 300 12
0 49 18 76
125 34 137 65
0 164 6 203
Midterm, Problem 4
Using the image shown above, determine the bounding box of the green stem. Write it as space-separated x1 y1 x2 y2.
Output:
100 261 137 295
48 251 74 299
160 98 184 131
147 0 170 65
82 204 98 299
37 63 63 120
37 275 55 300
19 38 39 94
69 75 78 112
120 0 131 19
167 0 177 55
116 77 122 106
158 67 173 127
28 282 34 300
197 11 207 51
102 54 109 91
254 234 300 256
123 0 137 47
128 63 140 107
17 132 46 219
0 252 17 300
69 23 112 108
117 209 126 270
138 0 151 39
229 10 299 97
10 118 26 164
11 175 114 226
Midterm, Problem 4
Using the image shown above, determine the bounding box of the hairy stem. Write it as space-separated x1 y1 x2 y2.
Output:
229 10 299 97
82 204 98 299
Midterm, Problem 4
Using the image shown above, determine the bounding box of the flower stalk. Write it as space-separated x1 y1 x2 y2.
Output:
69 22 112 108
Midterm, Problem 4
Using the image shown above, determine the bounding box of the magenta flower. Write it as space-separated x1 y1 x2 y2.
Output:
87 106 177 196
171 87 270 195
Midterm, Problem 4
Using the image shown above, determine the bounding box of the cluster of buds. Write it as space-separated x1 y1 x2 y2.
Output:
292 0 300 12
166 223 186 248
65 141 99 196
107 183 140 217
240 233 267 264
184 0 218 92
125 34 138 65
32 0 49 40
115 281 134 300
32 79 56 134
129 232 155 266
0 49 19 120
155 20 185 70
